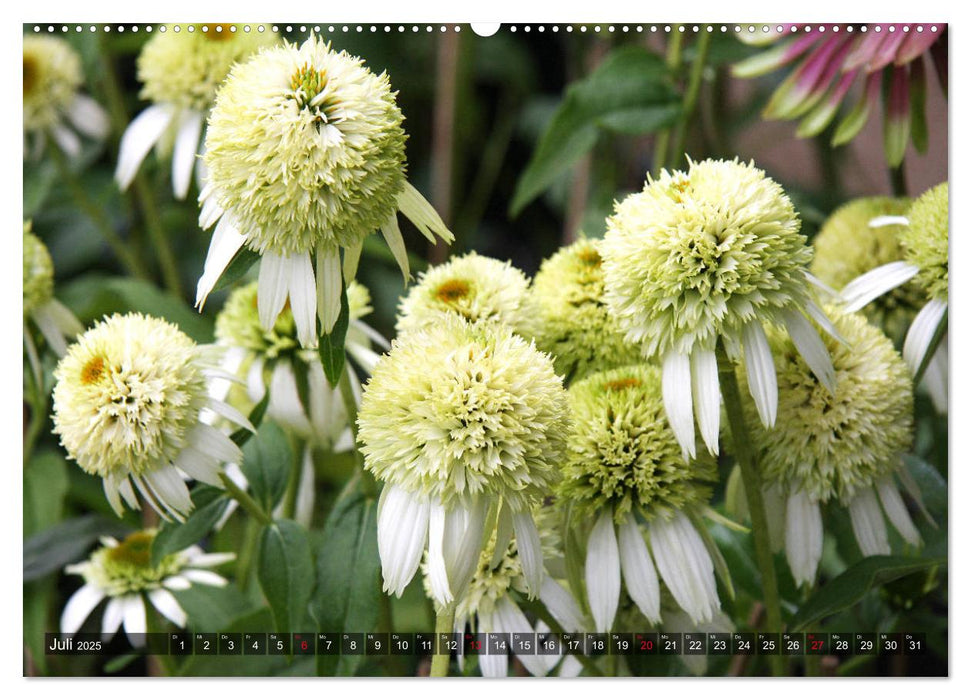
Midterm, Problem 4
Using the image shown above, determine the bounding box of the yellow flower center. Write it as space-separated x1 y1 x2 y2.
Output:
603 377 642 392
106 531 154 568
290 62 330 111
23 54 38 97
81 356 106 385
577 247 602 268
434 279 471 304
201 24 236 41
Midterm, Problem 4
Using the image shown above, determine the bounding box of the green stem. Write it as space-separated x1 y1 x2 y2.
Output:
281 438 304 520
912 306 947 386
235 517 261 592
219 473 272 526
429 605 455 677
337 366 377 498
23 362 47 466
132 174 184 297
652 29 684 175
890 164 908 197
47 142 150 280
716 342 784 677
670 27 712 169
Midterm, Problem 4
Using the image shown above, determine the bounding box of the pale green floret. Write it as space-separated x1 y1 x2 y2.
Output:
559 365 716 523
902 183 948 301
532 238 643 382
23 35 82 132
396 252 538 339
137 25 277 112
746 306 913 503
52 313 210 479
204 35 408 255
601 158 814 358
811 197 921 340
67 531 185 597
216 279 372 359
23 224 54 316
358 315 570 511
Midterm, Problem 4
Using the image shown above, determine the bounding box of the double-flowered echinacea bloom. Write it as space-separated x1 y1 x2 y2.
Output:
196 34 453 348
559 365 721 630
601 158 837 459
61 530 233 641
358 315 570 609
115 24 276 198
23 35 109 159
52 313 253 520
744 306 921 586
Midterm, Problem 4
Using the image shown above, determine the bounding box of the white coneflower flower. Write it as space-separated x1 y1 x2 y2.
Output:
52 313 253 520
743 306 920 586
60 530 234 641
531 238 642 383
358 316 570 609
23 222 82 360
196 34 453 348
558 365 721 630
423 504 585 678
841 183 948 411
601 158 837 460
115 24 276 199
23 35 109 159
396 252 538 339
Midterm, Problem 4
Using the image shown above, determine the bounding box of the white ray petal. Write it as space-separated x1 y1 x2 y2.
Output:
61 584 105 634
675 513 720 623
617 512 661 624
512 511 544 599
380 214 410 281
148 588 187 628
267 361 311 434
869 215 910 228
377 485 430 597
476 610 508 678
346 342 382 375
68 94 110 139
650 513 716 624
848 487 891 557
246 356 266 403
101 597 124 636
185 551 236 568
922 341 948 413
195 217 247 309
186 423 242 464
102 474 125 517
144 467 193 518
198 191 224 231
585 509 621 633
742 321 777 427
342 239 363 281
293 445 316 528
352 319 391 350
490 504 514 570
171 109 203 199
493 598 546 677
161 575 191 591
257 252 290 332
316 244 342 333
118 478 139 510
205 398 255 433
445 498 487 602
840 261 920 312
427 500 451 607
182 569 228 587
876 478 921 546
50 123 81 159
539 578 585 633
397 181 454 243
286 252 318 348
782 308 836 392
804 300 846 345
784 490 823 587
803 270 839 299
122 594 147 637
690 347 720 456
173 445 222 486
115 104 176 190
903 299 947 375
662 349 695 460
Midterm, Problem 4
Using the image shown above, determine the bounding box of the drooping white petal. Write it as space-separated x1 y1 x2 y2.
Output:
171 109 204 200
784 490 824 587
121 594 147 637
512 511 544 599
291 446 317 528
444 497 488 602
115 104 176 190
187 423 242 464
246 356 266 404
198 189 224 231
662 349 696 460
195 217 247 309
490 504 514 570
257 252 290 332
162 575 192 591
376 485 429 597
67 94 110 139
342 239 363 281
476 609 508 678
101 597 125 636
492 597 546 677
903 298 947 375
33 300 82 355
148 588 187 628
876 478 921 546
922 341 948 413
181 569 228 587
286 252 318 348
144 467 193 518
118 478 139 510
841 261 920 313
848 487 891 557
742 321 777 427
869 214 910 228
173 445 223 486
267 361 311 435
804 300 846 345
316 244 342 334
352 319 391 351
426 500 452 607
690 347 720 456
803 270 839 299
397 182 454 244
539 578 585 633
346 342 382 376
585 509 621 633
185 551 236 568
205 398 255 433
380 213 410 281
61 584 105 634
102 474 126 517
558 655 584 678
50 123 81 159
649 513 718 624
617 512 661 624
782 308 836 392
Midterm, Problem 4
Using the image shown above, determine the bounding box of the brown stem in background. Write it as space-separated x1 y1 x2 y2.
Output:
429 29 460 264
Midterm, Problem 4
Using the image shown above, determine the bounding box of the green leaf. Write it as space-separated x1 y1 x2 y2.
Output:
318 284 350 387
240 421 292 514
310 484 381 676
150 486 230 567
213 247 260 292
24 515 127 582
510 46 681 216
173 582 264 633
258 520 315 633
789 556 946 631
24 449 69 538
230 393 270 448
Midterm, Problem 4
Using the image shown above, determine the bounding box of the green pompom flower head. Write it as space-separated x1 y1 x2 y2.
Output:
396 252 537 338
902 183 948 302
532 238 642 382
23 223 54 317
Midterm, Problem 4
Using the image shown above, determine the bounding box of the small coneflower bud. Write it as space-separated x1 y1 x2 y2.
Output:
532 239 642 383
23 222 82 357
601 157 837 460
559 364 721 629
744 306 920 586
396 252 537 338
358 315 569 609
52 313 252 520
901 182 948 303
